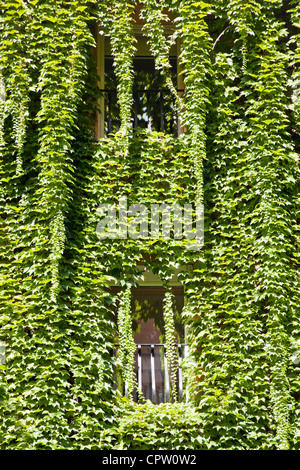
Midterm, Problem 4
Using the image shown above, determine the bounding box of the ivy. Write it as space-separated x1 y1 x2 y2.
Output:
0 0 32 176
141 0 183 111
174 0 212 205
116 285 136 399
182 0 300 450
163 288 179 402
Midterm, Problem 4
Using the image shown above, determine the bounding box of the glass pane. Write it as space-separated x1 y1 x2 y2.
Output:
132 286 184 403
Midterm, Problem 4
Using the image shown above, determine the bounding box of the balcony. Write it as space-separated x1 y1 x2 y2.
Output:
124 342 185 404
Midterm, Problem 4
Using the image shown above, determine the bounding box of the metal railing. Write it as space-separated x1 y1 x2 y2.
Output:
99 88 184 137
125 343 185 404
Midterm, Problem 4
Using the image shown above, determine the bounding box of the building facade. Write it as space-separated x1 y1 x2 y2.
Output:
0 0 300 450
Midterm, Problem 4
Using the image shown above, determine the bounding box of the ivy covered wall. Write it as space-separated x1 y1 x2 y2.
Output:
0 0 299 450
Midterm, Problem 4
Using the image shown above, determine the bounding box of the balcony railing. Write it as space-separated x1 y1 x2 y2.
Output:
125 343 185 404
99 89 184 137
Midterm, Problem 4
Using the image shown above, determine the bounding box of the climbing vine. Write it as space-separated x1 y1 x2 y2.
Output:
100 0 136 154
0 0 299 451
140 0 183 112
116 285 136 398
163 288 178 402
182 0 300 450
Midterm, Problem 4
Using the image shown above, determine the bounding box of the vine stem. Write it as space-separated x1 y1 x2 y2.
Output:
117 285 136 399
163 288 178 402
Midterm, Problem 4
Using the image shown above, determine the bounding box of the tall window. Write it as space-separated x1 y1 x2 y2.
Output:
95 28 183 138
131 285 185 403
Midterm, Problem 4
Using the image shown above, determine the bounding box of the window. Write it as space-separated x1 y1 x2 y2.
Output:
132 285 185 403
95 25 184 139
110 269 186 404
0 73 5 103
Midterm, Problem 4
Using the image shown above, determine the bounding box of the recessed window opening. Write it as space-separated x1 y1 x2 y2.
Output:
96 32 184 138
111 281 186 404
